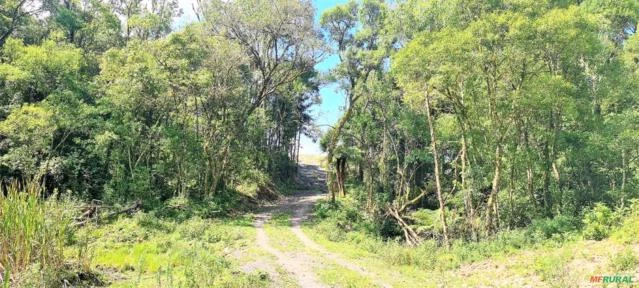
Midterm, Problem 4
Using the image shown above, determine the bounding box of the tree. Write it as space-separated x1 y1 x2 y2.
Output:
0 0 32 47
320 0 389 200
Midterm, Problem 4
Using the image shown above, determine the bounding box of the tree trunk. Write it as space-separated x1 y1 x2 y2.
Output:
335 157 347 197
527 166 535 207
424 92 450 247
485 145 502 234
327 106 355 201
461 134 476 240
621 149 627 192
509 164 515 228
542 140 551 213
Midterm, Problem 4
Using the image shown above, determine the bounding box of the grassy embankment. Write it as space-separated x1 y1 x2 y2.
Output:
1 182 275 287
301 195 639 287
3 177 638 287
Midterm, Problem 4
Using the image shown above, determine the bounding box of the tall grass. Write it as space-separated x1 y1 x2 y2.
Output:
0 180 70 285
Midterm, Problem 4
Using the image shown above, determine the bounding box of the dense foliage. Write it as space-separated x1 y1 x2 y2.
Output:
2 0 639 274
0 0 321 203
320 0 639 245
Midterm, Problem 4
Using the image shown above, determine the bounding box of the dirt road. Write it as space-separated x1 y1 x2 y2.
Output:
251 164 390 287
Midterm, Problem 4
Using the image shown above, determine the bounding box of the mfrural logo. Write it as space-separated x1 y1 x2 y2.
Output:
590 275 634 283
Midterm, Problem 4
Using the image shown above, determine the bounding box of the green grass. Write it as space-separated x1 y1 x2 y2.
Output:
77 212 268 287
307 197 580 272
269 212 294 227
273 266 300 288
264 217 306 253
7 183 639 287
301 196 639 287
262 212 379 287
303 223 587 287
609 248 638 272
611 210 639 244
301 226 435 287
0 181 76 286
316 265 376 288
532 250 571 284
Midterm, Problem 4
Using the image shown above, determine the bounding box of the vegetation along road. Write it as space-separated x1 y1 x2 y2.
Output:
2 0 639 287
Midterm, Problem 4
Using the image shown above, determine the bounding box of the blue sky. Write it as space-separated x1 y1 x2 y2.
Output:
174 0 348 155
300 0 350 155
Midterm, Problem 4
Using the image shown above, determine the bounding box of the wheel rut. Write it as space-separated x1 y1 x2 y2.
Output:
252 164 391 288
254 211 326 287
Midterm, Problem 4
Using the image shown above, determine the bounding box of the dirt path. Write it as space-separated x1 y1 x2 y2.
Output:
252 164 390 287
290 192 391 288
254 211 326 287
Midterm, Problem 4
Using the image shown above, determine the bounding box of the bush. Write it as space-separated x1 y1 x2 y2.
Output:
528 214 579 241
611 200 639 244
311 196 373 236
582 203 619 240
313 199 340 220
380 240 438 268
410 209 439 234
156 195 237 221
177 217 209 240
0 181 74 286
314 219 348 242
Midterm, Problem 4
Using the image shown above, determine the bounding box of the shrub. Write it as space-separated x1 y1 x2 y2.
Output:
379 240 438 268
582 203 618 240
383 244 417 266
311 196 374 239
410 209 439 234
528 214 579 241
156 196 234 221
313 199 340 220
177 217 209 240
314 219 347 242
611 200 639 244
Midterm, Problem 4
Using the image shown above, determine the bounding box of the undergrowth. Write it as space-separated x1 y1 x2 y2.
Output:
2 186 271 287
307 195 639 274
80 211 264 287
0 181 85 287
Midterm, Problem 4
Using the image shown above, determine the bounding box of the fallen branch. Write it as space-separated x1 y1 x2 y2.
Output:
103 200 142 220
72 200 142 227
387 206 422 246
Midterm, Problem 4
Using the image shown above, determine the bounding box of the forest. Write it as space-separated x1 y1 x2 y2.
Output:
1 0 639 287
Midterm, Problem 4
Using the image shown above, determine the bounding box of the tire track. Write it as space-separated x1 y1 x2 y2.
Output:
290 192 392 288
254 212 327 288
253 164 391 288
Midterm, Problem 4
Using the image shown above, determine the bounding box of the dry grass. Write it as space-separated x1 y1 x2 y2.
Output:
298 154 327 168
